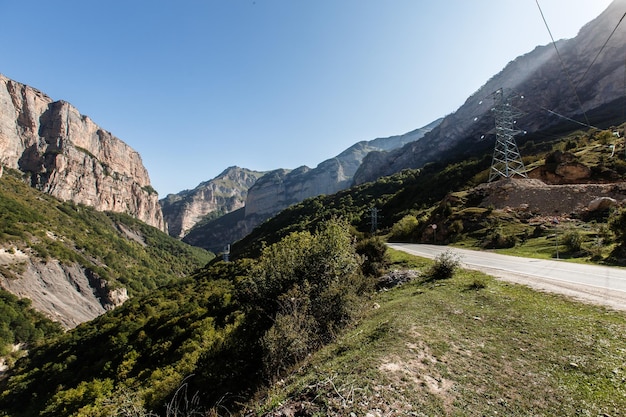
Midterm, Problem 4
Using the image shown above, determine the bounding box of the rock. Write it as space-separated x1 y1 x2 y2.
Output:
0 258 125 328
377 270 419 289
588 197 618 212
0 74 165 231
161 166 265 238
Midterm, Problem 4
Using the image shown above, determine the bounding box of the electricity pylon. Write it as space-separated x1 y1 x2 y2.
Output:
488 89 528 182
370 207 379 233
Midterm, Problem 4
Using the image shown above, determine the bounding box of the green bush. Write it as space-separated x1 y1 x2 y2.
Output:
389 215 419 241
249 218 368 375
355 236 389 277
562 229 584 253
425 250 461 281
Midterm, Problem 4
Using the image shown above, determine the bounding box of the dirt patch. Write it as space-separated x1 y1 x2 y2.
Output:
378 336 455 414
474 178 626 217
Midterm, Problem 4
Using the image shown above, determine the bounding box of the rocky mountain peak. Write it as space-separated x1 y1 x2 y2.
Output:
354 0 626 184
160 166 266 238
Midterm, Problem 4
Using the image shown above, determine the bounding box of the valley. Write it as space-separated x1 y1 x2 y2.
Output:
0 1 626 416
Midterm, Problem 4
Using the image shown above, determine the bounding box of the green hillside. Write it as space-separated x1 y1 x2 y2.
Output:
2 125 626 416
0 168 214 356
0 168 214 295
0 218 373 416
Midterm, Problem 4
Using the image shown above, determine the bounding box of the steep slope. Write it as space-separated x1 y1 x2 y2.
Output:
354 0 626 184
0 169 213 328
0 74 165 230
160 166 265 238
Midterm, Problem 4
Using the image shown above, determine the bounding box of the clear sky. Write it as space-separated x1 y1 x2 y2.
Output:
0 0 614 196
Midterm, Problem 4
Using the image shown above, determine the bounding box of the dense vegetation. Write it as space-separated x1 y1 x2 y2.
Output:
0 169 214 295
0 218 377 416
0 290 63 362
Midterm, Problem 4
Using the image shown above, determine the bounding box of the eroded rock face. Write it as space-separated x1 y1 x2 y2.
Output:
0 248 128 328
0 74 165 231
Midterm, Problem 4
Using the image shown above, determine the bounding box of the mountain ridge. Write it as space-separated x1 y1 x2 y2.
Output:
354 0 626 184
180 119 441 252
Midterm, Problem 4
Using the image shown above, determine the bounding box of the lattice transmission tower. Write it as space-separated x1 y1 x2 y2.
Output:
488 89 528 182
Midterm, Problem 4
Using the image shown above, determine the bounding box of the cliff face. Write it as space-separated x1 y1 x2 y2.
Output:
0 74 165 230
354 0 626 184
161 166 265 238
0 248 127 328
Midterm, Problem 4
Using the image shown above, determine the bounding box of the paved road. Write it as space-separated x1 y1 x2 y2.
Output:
388 243 626 311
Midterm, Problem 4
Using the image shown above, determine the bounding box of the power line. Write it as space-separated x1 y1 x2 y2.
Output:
576 11 626 90
535 0 590 127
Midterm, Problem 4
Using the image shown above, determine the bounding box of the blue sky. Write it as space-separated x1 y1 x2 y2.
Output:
0 1 613 196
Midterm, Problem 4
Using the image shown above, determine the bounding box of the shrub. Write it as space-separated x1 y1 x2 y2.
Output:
425 250 461 281
562 228 584 253
389 215 419 241
251 218 368 377
355 236 389 277
483 231 517 249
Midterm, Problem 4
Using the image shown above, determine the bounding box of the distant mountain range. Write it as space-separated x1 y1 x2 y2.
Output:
166 119 441 252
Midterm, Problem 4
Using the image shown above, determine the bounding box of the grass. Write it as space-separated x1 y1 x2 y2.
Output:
251 249 626 416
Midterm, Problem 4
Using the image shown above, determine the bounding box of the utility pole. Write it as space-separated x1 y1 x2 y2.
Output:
488 89 528 182
370 207 379 234
223 244 230 262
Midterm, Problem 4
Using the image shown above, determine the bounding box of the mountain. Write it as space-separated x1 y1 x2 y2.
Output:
160 166 266 238
0 74 165 231
0 169 213 328
184 120 440 252
245 120 441 218
354 0 626 184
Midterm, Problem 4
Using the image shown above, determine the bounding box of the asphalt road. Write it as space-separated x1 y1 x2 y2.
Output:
388 243 626 311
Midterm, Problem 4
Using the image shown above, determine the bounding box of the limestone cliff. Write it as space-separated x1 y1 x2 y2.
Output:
0 74 165 230
161 166 265 238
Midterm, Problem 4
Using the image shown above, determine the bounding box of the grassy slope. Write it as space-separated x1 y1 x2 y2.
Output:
0 169 214 295
253 249 626 416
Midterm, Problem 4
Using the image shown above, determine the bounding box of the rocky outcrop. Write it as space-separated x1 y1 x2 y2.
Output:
0 74 165 230
528 150 592 184
354 0 626 184
475 178 626 216
161 166 265 238
0 248 128 328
